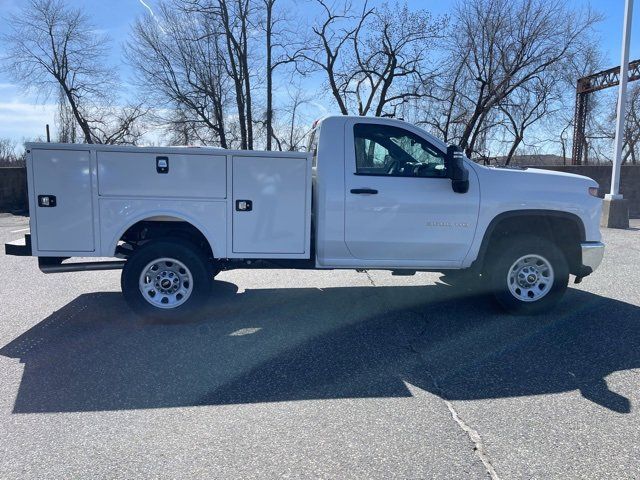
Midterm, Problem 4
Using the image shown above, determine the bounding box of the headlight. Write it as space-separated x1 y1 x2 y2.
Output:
588 186 599 197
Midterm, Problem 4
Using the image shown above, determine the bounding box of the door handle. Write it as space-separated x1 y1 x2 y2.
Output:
350 188 378 195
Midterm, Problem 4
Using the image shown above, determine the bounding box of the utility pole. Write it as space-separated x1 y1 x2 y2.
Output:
603 0 633 228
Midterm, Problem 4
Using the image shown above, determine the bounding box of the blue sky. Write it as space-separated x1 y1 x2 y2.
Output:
0 0 638 144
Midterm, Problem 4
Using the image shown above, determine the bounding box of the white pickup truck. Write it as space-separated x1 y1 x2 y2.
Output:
5 116 604 319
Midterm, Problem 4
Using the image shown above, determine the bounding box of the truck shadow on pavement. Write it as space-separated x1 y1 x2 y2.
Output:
2 280 639 414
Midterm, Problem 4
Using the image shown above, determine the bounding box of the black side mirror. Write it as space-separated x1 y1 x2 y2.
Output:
446 145 469 194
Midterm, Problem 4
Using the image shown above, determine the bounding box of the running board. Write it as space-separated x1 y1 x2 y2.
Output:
38 257 125 273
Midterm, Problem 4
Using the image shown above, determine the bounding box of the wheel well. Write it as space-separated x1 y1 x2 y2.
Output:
478 212 584 275
118 218 214 260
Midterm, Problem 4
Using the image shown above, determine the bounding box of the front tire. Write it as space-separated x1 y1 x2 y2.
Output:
121 238 213 322
489 236 569 315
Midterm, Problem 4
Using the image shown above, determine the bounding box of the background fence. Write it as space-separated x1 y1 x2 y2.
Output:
529 165 640 218
0 167 28 213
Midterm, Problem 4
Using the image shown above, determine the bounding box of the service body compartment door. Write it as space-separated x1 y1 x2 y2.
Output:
97 152 226 199
232 155 309 255
32 149 94 252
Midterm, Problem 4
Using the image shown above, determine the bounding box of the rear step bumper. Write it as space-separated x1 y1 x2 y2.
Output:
5 235 125 273
4 234 32 256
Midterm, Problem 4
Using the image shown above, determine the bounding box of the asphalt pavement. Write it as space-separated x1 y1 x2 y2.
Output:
0 213 638 479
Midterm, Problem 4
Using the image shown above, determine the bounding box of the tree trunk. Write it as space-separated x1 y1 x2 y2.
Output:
220 0 248 149
59 81 93 144
459 83 487 155
239 0 253 149
505 136 522 165
265 0 273 151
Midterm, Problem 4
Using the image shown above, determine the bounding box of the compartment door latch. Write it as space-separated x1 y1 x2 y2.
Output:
37 195 57 207
156 156 169 174
235 200 253 212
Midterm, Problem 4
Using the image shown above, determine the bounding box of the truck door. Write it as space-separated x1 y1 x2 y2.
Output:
31 149 95 252
343 120 479 264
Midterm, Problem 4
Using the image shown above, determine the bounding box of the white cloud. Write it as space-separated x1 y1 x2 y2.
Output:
0 102 56 142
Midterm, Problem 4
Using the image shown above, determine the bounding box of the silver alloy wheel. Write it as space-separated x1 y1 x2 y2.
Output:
138 257 193 309
507 254 554 303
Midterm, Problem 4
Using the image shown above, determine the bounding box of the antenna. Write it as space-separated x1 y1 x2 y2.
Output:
46 124 51 143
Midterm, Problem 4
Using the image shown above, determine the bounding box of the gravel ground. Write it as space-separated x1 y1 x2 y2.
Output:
0 213 638 479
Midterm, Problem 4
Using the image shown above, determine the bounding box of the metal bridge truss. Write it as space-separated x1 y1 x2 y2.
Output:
572 59 640 165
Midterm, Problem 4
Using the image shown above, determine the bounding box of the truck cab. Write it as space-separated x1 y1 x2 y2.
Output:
6 116 605 320
311 116 480 270
311 116 602 275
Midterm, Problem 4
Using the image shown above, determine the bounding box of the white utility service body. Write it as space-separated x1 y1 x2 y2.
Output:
7 116 605 318
24 146 312 261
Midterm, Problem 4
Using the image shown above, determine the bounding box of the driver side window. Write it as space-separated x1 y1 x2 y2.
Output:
353 123 447 178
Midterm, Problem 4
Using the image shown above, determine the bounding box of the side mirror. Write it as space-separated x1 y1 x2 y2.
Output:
446 145 469 194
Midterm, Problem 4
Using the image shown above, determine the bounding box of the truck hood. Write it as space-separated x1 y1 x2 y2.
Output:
476 164 598 188
522 167 596 183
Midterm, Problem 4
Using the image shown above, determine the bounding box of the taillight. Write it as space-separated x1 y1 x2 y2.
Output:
588 186 599 197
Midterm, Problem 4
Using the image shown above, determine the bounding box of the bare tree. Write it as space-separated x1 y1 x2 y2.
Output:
595 84 640 165
531 43 602 163
128 1 233 147
442 0 600 157
0 138 19 166
296 1 445 117
130 0 305 150
261 0 298 150
215 0 255 149
416 59 470 144
271 85 314 151
132 0 290 150
56 91 78 144
2 0 145 144
499 77 560 164
264 0 276 150
623 85 640 164
163 107 210 146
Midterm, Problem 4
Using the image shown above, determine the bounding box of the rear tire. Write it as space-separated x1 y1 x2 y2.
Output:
489 236 569 315
121 238 213 322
